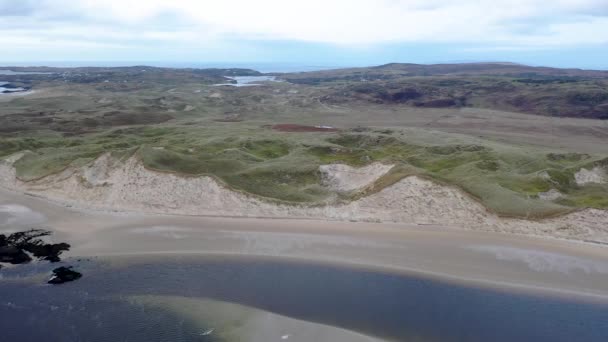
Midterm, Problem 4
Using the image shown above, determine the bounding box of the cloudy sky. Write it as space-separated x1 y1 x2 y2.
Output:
1 0 607 69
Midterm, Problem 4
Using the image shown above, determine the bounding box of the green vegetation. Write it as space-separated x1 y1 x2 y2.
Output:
2 124 605 217
1 64 606 218
300 132 607 217
14 148 102 181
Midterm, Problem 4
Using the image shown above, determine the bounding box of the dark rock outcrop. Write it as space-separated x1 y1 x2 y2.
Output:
48 266 82 284
0 245 32 264
1 230 82 284
0 229 71 264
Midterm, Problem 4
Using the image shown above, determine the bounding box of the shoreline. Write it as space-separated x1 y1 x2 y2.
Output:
2 183 607 249
95 251 608 303
2 186 608 302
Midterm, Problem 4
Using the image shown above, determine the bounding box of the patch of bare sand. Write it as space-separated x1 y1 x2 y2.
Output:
319 163 394 192
130 295 383 342
575 167 606 185
538 189 563 201
1 153 607 243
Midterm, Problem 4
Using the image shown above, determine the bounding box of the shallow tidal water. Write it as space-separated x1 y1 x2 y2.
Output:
0 81 25 94
1 254 607 342
214 76 278 87
0 70 53 75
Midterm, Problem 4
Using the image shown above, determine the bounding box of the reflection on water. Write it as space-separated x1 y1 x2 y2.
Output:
214 76 278 87
0 82 26 94
468 245 608 275
1 254 608 342
0 69 52 94
0 70 53 75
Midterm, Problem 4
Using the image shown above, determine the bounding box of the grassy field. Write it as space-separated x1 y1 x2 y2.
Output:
1 64 607 218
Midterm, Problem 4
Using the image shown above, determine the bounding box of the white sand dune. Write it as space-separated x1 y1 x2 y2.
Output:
1 153 607 243
575 167 606 185
319 162 394 192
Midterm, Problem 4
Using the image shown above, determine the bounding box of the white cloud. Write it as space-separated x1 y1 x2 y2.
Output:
0 0 607 49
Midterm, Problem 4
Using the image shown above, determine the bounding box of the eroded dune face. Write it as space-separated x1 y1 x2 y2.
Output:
575 167 607 185
1 153 607 243
319 163 394 192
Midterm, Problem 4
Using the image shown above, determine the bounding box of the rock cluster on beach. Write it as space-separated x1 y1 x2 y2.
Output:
48 266 82 284
0 229 82 284
0 229 70 264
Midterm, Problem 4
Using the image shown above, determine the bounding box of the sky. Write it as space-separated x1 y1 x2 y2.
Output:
0 0 607 70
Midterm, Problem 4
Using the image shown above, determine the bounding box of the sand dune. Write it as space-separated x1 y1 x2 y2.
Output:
1 153 607 244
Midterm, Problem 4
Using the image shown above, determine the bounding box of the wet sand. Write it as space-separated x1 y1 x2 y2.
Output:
2 187 608 341
1 188 608 302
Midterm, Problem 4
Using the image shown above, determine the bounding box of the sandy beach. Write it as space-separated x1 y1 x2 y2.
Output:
2 187 608 302
2 167 608 342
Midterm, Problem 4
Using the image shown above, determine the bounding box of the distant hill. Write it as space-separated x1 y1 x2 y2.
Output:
371 62 608 77
280 62 608 119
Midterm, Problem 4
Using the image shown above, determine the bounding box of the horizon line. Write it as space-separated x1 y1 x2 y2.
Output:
1 60 607 72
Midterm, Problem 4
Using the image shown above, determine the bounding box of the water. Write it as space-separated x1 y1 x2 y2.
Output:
214 76 279 87
0 70 53 75
0 80 27 95
0 84 26 93
1 255 607 342
0 69 52 94
0 70 51 95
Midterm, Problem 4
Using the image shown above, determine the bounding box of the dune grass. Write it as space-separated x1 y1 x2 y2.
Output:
1 123 606 217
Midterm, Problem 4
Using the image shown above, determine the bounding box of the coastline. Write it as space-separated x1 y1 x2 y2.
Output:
2 186 608 302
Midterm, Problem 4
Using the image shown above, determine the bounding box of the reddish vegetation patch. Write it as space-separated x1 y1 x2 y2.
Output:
272 124 338 132
214 118 244 122
414 98 457 108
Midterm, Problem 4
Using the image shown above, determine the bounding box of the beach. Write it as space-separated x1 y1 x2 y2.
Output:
2 187 608 301
2 183 608 341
